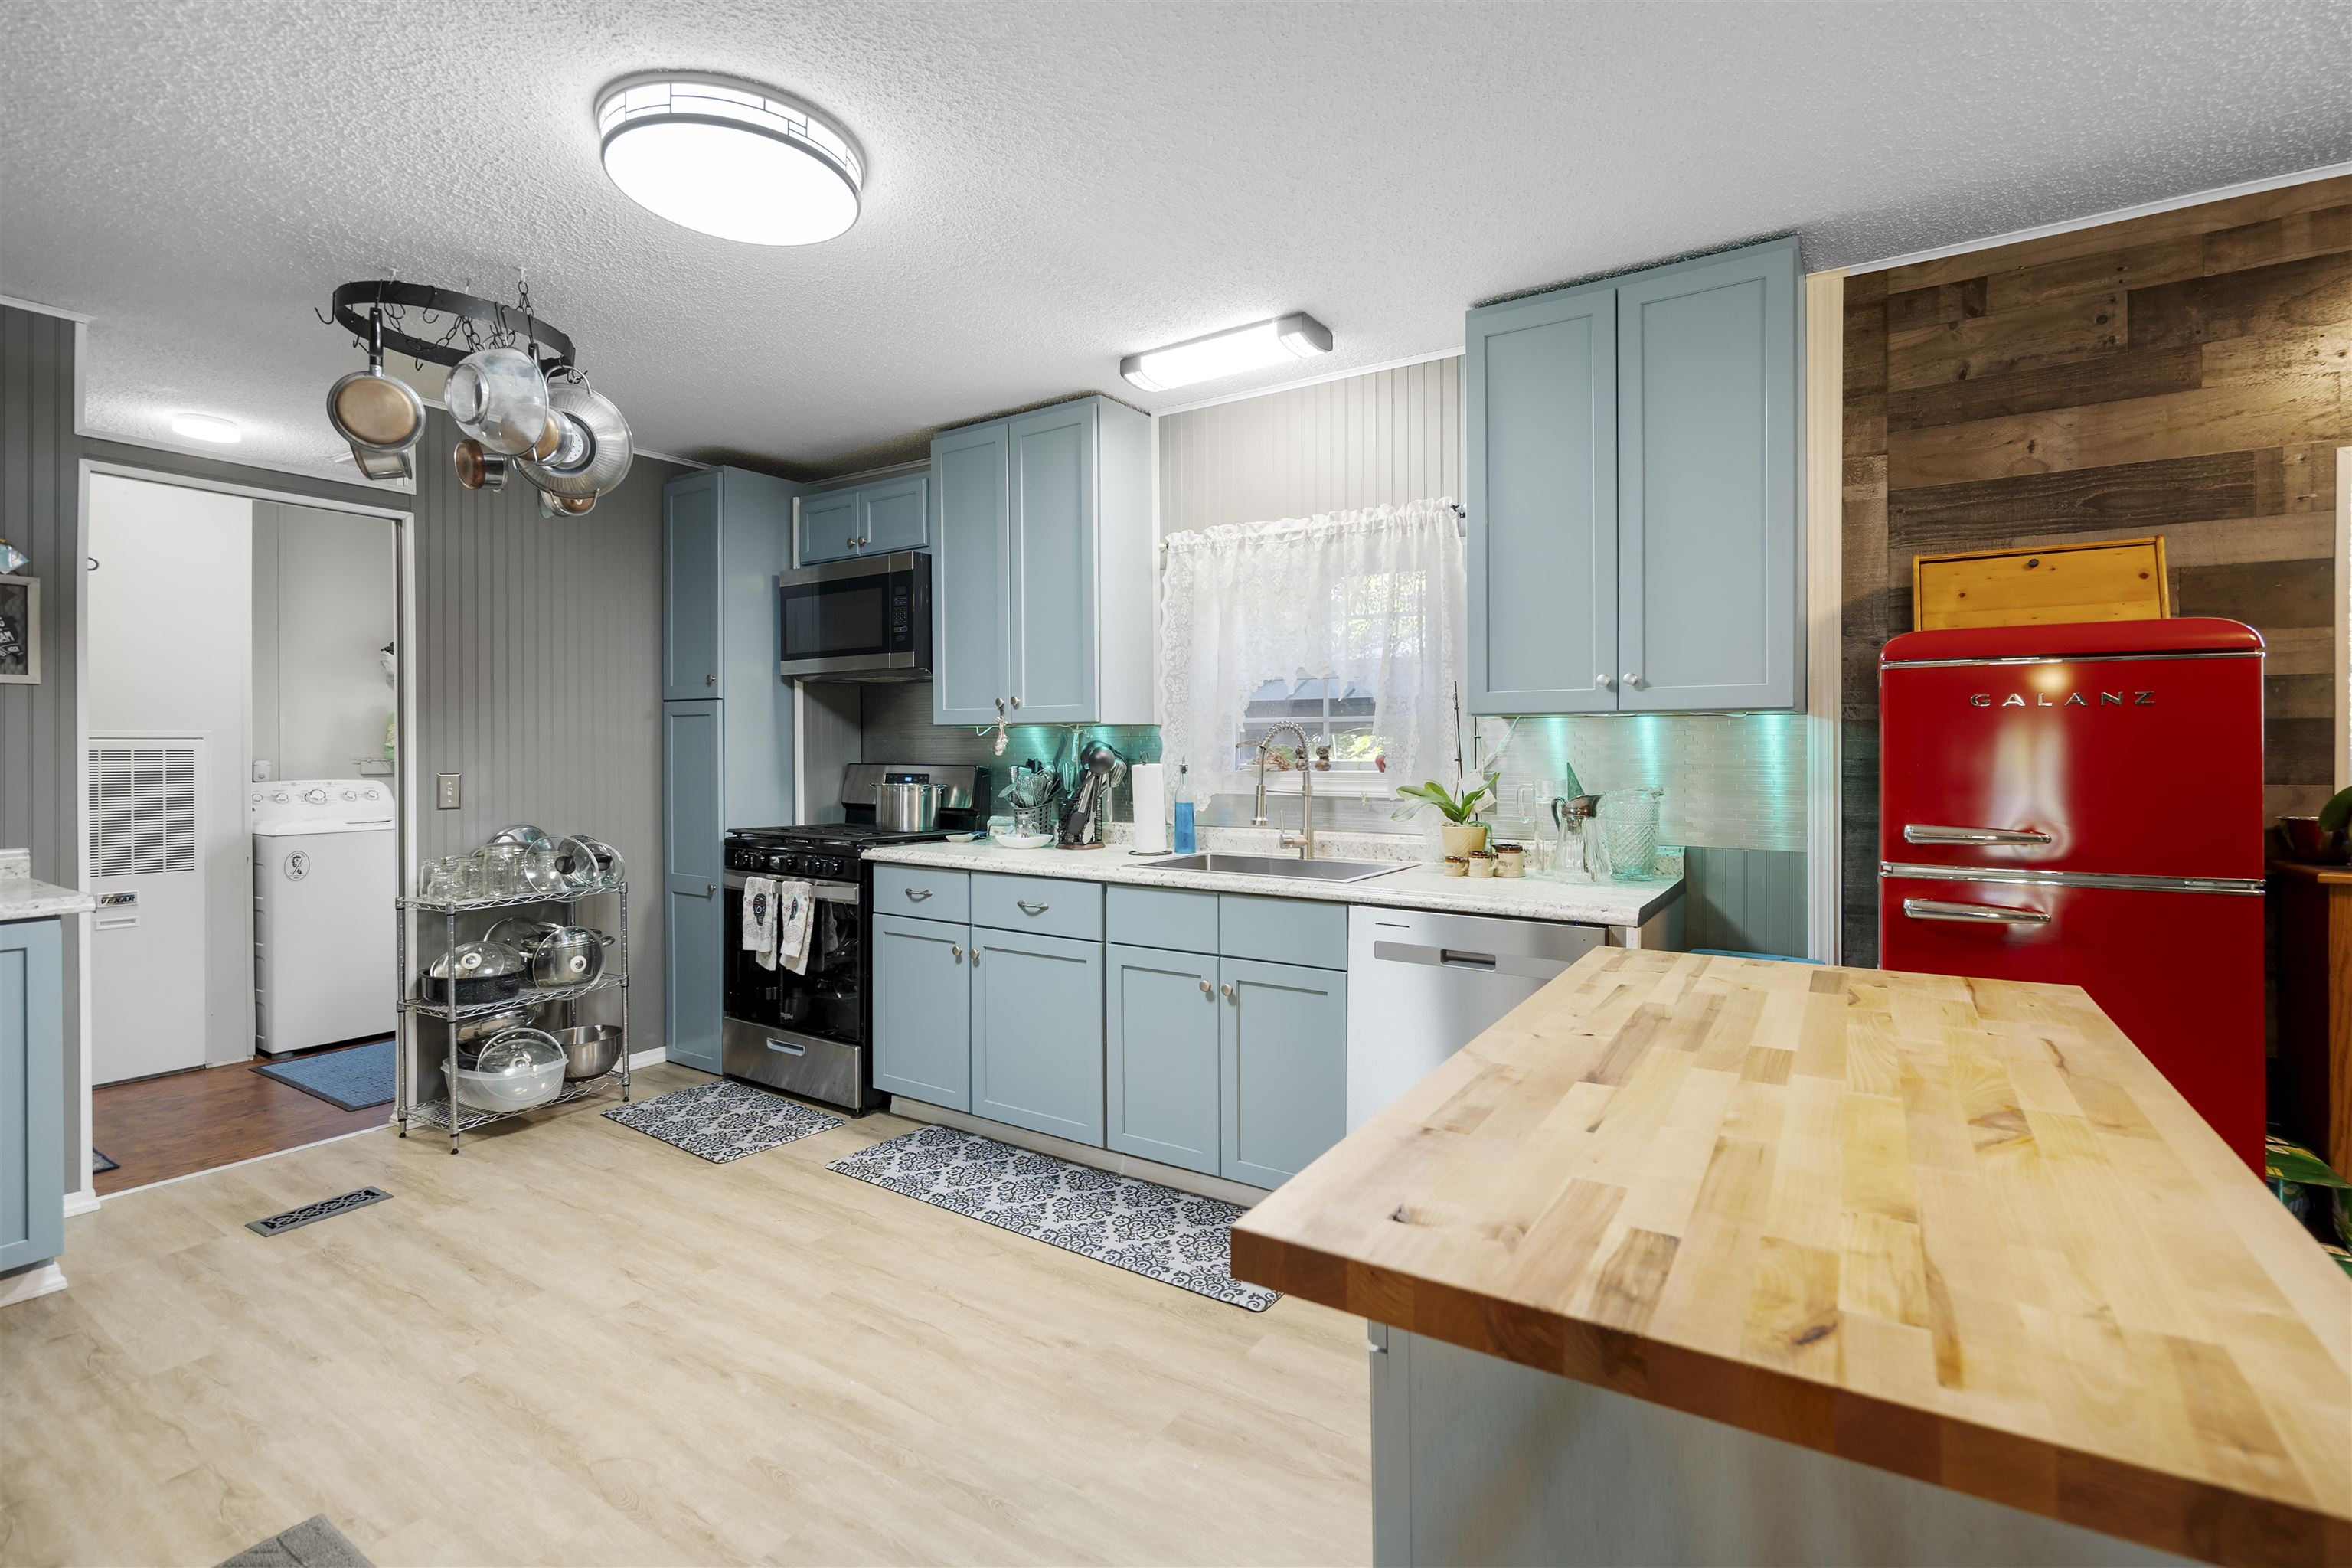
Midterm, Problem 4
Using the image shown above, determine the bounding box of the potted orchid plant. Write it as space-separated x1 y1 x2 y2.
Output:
1393 767 1500 860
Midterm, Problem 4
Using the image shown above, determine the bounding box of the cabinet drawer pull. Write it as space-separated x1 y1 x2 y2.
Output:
949 944 963 961
1016 899 1049 914
1198 978 1213 997
903 887 932 901
1901 898 2050 926
1220 982 1236 1001
1903 824 2053 846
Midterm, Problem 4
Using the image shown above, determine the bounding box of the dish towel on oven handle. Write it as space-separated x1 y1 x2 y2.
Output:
775 879 815 975
740 876 779 971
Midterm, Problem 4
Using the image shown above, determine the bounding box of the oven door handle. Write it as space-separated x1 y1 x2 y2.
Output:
1901 898 2051 926
722 872 860 903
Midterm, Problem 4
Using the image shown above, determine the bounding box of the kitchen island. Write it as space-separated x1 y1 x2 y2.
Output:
1230 949 2352 1567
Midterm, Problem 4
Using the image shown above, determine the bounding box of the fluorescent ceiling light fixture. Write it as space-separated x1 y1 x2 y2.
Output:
170 413 240 444
1120 313 1333 392
596 73 864 246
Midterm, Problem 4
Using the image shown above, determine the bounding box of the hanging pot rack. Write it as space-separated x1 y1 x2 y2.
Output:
322 279 576 375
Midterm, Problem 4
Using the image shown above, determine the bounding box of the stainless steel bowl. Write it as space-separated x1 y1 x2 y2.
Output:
516 378 633 501
545 1024 624 1080
452 1001 544 1044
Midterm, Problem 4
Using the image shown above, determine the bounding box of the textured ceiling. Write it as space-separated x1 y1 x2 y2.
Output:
5 1 2349 482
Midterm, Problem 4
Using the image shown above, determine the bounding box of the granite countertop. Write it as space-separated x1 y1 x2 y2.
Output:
0 876 96 922
863 835 1681 928
1231 949 2352 1566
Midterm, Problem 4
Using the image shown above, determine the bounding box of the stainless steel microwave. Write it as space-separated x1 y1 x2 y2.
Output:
776 551 932 681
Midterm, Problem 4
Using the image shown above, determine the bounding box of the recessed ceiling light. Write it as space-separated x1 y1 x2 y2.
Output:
596 74 864 246
171 413 241 444
1120 314 1334 393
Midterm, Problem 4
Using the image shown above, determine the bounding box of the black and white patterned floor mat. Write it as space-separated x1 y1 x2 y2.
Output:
603 1080 842 1163
827 1125 1279 1312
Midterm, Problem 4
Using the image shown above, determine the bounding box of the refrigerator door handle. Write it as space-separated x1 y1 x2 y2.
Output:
1903 824 2053 845
1901 897 2052 926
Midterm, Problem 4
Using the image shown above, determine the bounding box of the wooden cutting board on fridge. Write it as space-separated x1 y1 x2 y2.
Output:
1912 536 2169 629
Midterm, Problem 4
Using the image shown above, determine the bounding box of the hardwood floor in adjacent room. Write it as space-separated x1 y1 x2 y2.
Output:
2 1065 1371 1566
90 1041 391 1195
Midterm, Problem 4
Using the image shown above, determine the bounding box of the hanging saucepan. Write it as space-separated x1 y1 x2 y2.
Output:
327 310 425 483
516 375 632 510
527 925 612 989
453 438 508 492
446 347 554 458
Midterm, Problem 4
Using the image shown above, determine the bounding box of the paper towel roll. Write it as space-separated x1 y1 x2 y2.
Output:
1128 763 1169 854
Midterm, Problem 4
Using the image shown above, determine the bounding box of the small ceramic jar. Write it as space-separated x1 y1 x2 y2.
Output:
1493 843 1524 878
1468 849 1496 879
1442 855 1469 877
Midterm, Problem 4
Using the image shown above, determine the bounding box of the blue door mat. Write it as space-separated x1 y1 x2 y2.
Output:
828 1125 1280 1312
252 1037 396 1112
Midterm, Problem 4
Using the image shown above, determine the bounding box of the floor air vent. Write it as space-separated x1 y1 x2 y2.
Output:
247 1187 391 1236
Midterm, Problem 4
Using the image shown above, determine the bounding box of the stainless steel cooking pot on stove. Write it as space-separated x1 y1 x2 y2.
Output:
875 781 944 833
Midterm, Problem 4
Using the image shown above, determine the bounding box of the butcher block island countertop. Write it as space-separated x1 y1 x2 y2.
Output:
1230 949 2352 1567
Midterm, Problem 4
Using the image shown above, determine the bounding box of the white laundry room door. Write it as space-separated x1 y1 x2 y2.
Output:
87 737 208 1084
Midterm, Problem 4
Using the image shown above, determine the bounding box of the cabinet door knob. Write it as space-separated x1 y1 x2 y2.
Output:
1622 671 1639 687
1009 695 1022 710
1198 978 1213 998
970 946 981 964
949 944 963 960
705 884 717 894
706 673 716 685
1596 673 1612 688
1220 982 1236 1001
846 535 858 549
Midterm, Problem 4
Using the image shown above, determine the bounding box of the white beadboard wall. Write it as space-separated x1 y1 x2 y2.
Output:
412 409 687 1038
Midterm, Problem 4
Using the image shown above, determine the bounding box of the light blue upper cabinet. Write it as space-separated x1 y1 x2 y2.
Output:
1465 281 1617 716
932 421 1011 724
1615 238 1801 711
1463 237 1802 714
662 700 726 1073
1006 401 1098 723
796 487 860 566
662 470 723 700
930 395 1154 727
972 927 1106 1146
858 473 931 554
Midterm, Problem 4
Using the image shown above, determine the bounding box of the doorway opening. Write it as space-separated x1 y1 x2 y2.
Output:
80 468 410 1194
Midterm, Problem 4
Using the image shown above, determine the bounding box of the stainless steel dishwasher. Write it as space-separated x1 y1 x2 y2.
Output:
1345 906 1606 1131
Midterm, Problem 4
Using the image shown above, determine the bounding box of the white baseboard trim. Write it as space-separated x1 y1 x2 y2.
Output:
62 1186 100 1218
887 1096 1269 1208
0 1263 69 1308
626 1047 667 1070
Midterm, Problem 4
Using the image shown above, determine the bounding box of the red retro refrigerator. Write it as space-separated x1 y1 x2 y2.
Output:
1879 618 2267 1169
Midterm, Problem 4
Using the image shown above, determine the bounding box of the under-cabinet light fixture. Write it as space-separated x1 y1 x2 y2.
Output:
170 413 241 444
1120 313 1333 392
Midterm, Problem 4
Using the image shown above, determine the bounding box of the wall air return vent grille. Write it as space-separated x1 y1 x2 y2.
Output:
88 743 198 878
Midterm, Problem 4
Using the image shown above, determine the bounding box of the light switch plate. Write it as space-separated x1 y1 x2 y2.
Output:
436 773 462 809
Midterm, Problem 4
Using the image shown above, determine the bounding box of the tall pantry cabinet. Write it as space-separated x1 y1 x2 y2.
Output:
661 466 800 1073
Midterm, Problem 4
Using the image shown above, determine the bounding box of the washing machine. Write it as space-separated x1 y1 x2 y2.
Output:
252 778 397 1056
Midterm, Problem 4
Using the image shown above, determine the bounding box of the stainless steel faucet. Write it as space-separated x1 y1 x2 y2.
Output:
1252 723 1321 860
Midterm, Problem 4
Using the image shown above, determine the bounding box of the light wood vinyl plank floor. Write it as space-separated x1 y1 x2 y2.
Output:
0 1067 1371 1566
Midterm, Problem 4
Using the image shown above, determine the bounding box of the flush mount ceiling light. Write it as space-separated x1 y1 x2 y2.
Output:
596 74 864 246
1120 313 1333 393
170 413 241 444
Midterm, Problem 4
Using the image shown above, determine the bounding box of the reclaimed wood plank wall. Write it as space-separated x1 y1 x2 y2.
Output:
1842 175 2350 962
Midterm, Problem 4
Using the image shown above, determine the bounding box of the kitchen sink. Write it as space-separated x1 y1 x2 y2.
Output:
1142 852 1409 884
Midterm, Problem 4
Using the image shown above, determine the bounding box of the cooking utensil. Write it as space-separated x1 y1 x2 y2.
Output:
876 781 944 833
515 374 633 502
524 925 612 988
2279 815 2345 862
451 1001 544 1044
485 825 551 851
550 835 603 893
452 438 509 492
446 347 554 458
544 1024 624 1080
569 834 625 889
515 844 567 896
419 939 530 1005
325 309 424 482
1057 739 1129 846
452 1027 566 1111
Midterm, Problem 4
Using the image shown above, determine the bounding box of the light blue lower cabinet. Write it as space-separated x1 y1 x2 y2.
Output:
1219 956 1348 1188
1 918 66 1273
1104 943 1221 1177
871 913 972 1109
972 927 1105 1146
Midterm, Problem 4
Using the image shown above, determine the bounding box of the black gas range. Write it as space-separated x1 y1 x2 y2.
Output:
718 764 986 1113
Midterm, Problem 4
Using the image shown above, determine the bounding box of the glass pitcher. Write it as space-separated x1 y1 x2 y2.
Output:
1598 787 1664 880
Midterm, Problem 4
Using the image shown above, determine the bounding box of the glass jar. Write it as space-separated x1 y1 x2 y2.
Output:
474 842 525 898
1599 787 1664 880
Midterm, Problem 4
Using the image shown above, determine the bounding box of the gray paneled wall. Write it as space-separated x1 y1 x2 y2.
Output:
410 410 685 1039
0 305 83 1200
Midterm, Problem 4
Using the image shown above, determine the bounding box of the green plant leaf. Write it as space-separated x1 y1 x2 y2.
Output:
2320 786 2352 835
2265 1135 2352 1189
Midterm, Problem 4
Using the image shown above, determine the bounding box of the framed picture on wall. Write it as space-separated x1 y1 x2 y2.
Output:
0 575 38 684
